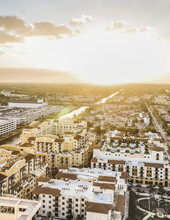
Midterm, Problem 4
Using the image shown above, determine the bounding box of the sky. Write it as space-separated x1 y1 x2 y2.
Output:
0 0 170 84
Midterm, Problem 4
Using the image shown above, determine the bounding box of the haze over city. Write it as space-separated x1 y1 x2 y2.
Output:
0 0 170 84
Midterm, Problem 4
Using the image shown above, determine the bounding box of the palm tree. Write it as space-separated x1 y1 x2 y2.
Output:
158 185 165 199
149 185 155 197
163 202 170 213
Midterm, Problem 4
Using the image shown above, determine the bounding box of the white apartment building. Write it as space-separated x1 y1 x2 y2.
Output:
91 146 170 187
0 119 17 136
33 168 128 220
0 196 41 220
8 101 47 109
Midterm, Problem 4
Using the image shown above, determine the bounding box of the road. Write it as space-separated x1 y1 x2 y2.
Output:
146 103 170 148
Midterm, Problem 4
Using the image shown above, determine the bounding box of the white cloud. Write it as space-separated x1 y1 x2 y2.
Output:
70 15 93 26
106 20 152 35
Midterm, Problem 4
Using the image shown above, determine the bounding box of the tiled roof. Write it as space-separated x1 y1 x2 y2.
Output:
24 154 35 162
93 182 115 190
115 194 126 216
150 146 164 152
91 158 97 162
86 202 112 214
55 172 77 180
108 160 126 165
38 177 51 182
144 163 164 168
33 186 61 197
20 142 33 148
98 176 117 183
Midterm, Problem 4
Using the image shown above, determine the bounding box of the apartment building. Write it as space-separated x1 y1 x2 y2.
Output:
33 167 128 220
52 118 87 136
91 146 170 187
0 197 41 220
24 130 95 171
21 121 51 144
0 152 48 199
0 119 17 136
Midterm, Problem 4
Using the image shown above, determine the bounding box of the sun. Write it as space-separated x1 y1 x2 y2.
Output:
23 29 169 85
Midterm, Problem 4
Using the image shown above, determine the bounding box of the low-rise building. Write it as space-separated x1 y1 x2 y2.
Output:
0 196 41 220
33 168 128 220
91 146 170 187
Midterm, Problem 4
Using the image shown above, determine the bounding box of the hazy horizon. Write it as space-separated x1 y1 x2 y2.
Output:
0 67 169 85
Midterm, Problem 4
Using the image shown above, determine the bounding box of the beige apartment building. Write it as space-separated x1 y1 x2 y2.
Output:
21 121 51 144
0 150 47 199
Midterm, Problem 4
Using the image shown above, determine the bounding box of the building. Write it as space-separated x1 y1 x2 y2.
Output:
0 119 17 136
21 121 51 144
52 118 87 136
33 167 128 220
0 150 48 199
0 105 63 131
8 100 47 109
91 146 170 187
24 130 95 171
0 196 41 220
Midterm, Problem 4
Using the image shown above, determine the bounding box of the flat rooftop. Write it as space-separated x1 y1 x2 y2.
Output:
42 179 112 204
0 196 41 220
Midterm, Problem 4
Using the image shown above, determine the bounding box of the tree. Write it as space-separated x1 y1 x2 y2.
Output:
149 185 155 197
47 211 51 218
95 125 101 135
158 185 165 198
66 214 73 220
163 202 170 213
76 215 84 220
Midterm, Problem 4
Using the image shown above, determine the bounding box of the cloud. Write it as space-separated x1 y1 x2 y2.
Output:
0 30 23 44
70 15 93 26
106 20 136 34
106 20 151 34
32 22 74 39
0 15 79 46
0 15 26 30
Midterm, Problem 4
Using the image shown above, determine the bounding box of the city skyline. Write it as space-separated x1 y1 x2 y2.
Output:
0 0 170 84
